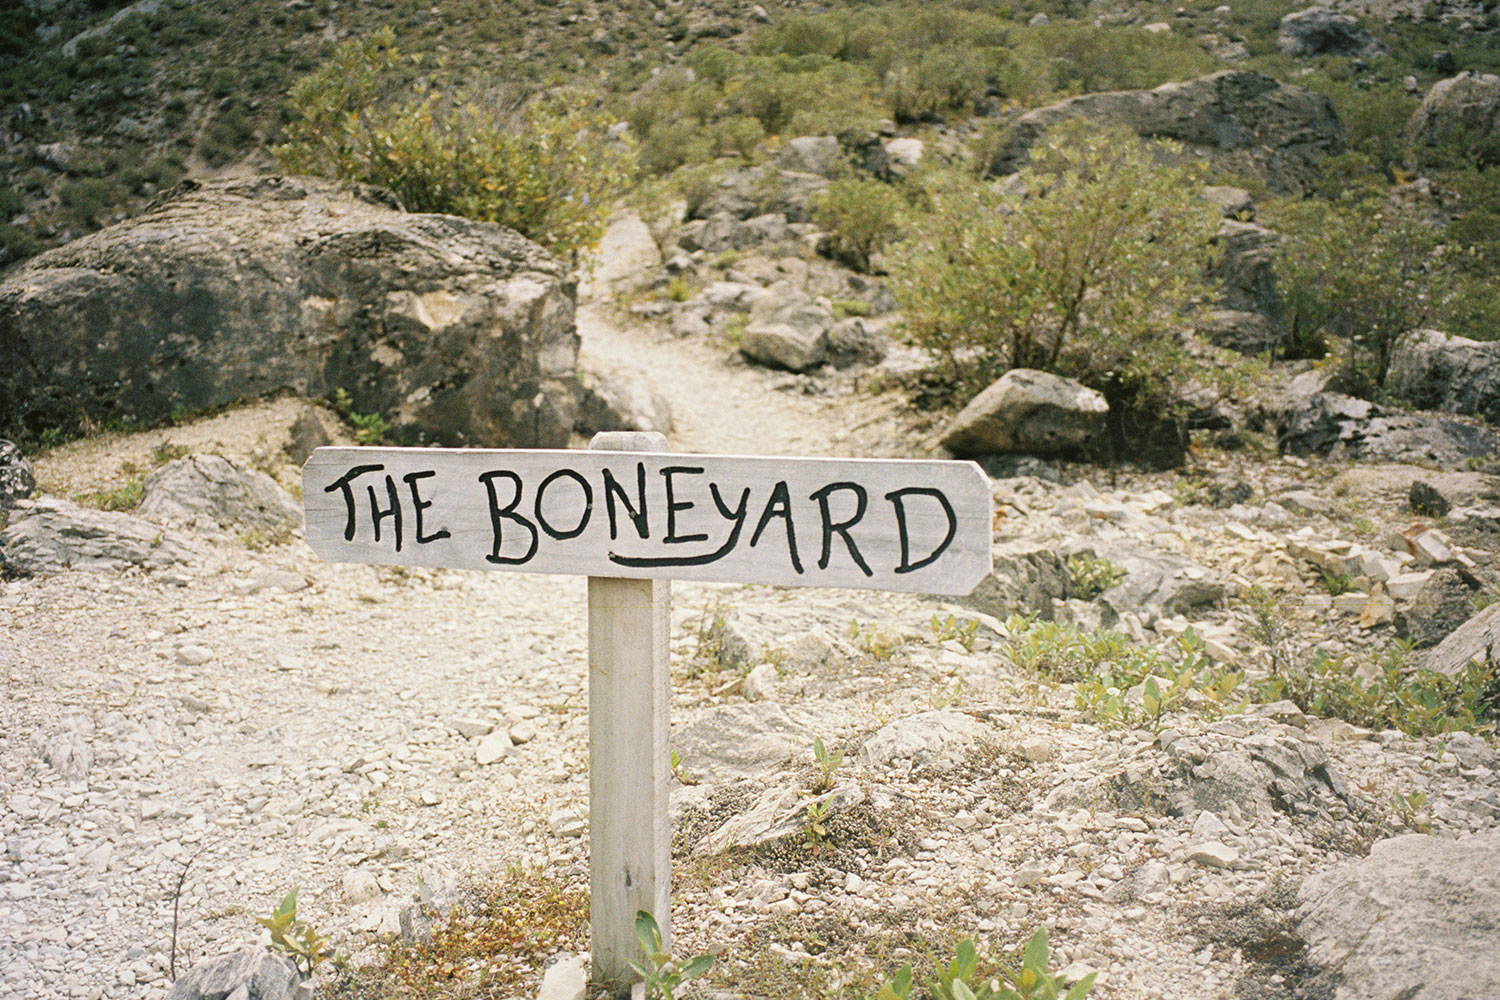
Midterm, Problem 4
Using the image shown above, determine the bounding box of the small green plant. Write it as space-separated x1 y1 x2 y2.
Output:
850 618 902 660
1319 570 1355 597
669 749 699 786
873 964 915 1000
1065 555 1125 601
831 298 873 320
627 910 714 1000
256 889 334 975
930 613 980 652
82 479 145 512
810 736 844 793
1391 789 1431 833
152 441 190 465
241 523 295 551
722 314 748 347
332 388 390 446
1257 645 1498 738
666 276 694 303
814 177 906 273
802 798 832 847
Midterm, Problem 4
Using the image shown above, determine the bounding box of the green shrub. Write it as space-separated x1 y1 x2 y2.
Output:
890 121 1222 412
276 28 634 260
1270 194 1450 391
813 177 906 272
1257 646 1497 737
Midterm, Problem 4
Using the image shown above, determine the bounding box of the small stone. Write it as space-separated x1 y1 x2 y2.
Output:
1409 480 1450 517
548 808 587 838
1013 865 1046 887
477 733 516 765
175 645 213 666
343 870 382 904
1019 737 1055 762
508 720 539 745
536 953 588 1000
449 718 494 739
1187 842 1238 868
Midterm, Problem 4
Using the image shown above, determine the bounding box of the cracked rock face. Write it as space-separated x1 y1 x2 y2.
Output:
0 176 579 447
1296 830 1500 1000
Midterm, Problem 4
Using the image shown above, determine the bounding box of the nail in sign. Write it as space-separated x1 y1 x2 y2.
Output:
302 447 992 594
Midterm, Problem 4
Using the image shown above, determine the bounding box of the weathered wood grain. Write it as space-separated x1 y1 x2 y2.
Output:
303 446 992 595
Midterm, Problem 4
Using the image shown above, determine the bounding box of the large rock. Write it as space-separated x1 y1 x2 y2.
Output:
1202 220 1286 355
778 136 845 178
573 366 672 437
1396 566 1479 649
1277 7 1385 58
940 369 1108 457
859 710 994 772
1408 72 1500 163
1389 329 1500 425
691 166 828 224
138 455 301 532
0 497 198 575
1098 549 1226 620
739 291 835 372
168 946 308 1000
956 539 1071 620
987 71 1344 194
671 703 808 785
1417 601 1500 676
1279 392 1497 466
1296 831 1500 1000
0 440 35 517
0 176 579 447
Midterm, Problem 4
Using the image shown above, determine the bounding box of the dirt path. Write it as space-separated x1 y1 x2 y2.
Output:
575 300 926 460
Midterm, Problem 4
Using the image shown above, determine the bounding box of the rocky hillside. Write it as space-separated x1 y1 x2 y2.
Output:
2 1 1500 1000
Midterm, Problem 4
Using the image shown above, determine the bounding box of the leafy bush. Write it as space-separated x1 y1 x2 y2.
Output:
1257 646 1498 737
1066 554 1125 600
814 177 906 272
276 28 634 260
1270 194 1450 391
890 121 1223 412
875 931 1095 1000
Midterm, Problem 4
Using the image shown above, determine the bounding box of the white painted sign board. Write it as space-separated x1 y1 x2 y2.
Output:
303 447 993 594
302 439 993 992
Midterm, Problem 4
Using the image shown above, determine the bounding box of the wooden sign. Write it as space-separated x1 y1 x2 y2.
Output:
303 446 993 595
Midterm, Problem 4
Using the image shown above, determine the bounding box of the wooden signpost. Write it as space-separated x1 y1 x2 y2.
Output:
302 433 992 990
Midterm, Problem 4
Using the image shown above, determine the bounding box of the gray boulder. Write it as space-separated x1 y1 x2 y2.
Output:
1097 549 1226 619
138 455 301 532
955 539 1071 621
778 136 845 178
0 177 579 447
0 497 198 575
1279 392 1497 466
574 367 672 437
1201 185 1255 219
1277 7 1385 58
168 946 308 1000
691 166 828 224
940 369 1108 457
0 440 35 517
1395 567 1479 649
826 318 889 369
987 71 1344 194
739 292 835 372
1296 831 1500 1000
1408 72 1500 163
671 703 808 785
1203 220 1286 355
860 710 993 772
698 784 864 853
1389 329 1500 425
698 606 842 674
1417 601 1500 676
